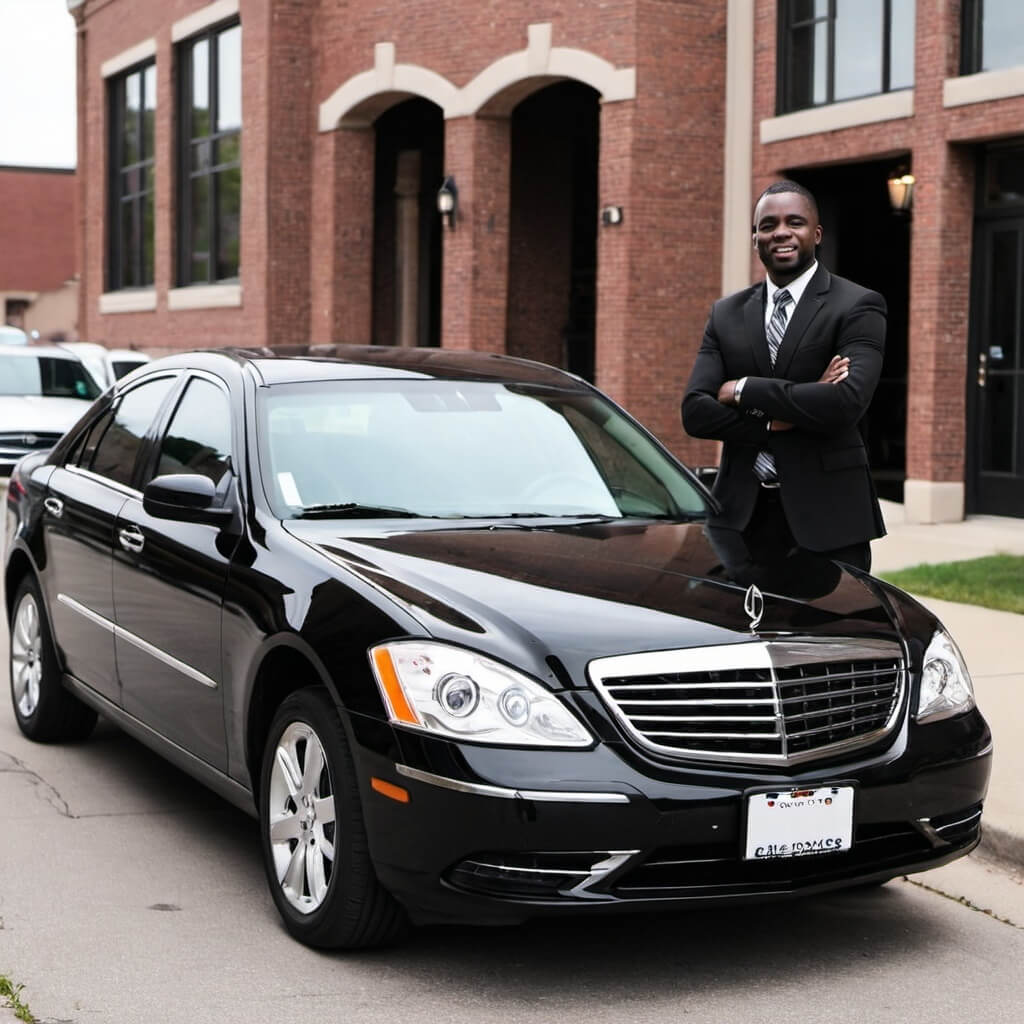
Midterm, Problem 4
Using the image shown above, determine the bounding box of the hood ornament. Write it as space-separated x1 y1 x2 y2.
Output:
744 584 765 632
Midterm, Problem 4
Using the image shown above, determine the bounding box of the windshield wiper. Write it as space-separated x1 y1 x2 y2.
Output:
295 502 422 519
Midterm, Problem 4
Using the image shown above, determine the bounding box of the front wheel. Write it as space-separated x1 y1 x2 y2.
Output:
9 577 97 742
258 687 408 948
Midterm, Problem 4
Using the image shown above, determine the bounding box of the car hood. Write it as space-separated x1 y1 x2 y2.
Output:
0 395 90 433
285 519 900 681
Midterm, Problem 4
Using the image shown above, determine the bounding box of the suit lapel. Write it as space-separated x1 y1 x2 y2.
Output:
773 265 830 377
744 286 771 377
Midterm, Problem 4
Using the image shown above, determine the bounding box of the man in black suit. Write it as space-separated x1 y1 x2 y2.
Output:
682 180 886 571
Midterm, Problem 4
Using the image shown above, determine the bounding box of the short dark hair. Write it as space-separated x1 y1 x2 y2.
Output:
752 180 819 227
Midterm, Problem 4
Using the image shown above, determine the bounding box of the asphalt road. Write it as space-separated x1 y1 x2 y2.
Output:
1 553 1023 1023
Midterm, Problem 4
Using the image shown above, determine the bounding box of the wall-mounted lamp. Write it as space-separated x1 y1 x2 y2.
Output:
887 171 915 213
437 176 458 229
601 205 624 226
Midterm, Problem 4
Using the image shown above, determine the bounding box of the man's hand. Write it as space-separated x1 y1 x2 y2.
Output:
771 358 848 431
717 380 738 405
819 355 849 384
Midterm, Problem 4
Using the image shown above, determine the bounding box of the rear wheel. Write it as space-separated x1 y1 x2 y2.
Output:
9 577 97 742
258 687 408 948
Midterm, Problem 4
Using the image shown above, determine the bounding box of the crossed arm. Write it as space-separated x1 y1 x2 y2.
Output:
682 292 886 442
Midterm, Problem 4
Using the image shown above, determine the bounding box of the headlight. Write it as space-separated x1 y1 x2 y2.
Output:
916 628 975 723
369 641 593 747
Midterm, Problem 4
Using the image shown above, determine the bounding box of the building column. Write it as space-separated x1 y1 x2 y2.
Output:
903 145 974 523
310 127 374 345
440 116 510 352
903 0 972 523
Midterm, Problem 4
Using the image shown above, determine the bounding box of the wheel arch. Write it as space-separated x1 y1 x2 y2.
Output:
4 548 36 622
244 638 354 804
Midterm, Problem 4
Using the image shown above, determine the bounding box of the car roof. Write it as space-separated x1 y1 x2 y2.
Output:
143 345 591 389
0 344 81 360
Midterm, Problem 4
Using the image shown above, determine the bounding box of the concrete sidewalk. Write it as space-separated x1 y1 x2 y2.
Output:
874 500 1024 866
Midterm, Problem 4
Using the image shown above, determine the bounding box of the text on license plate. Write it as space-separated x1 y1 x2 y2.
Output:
744 785 854 860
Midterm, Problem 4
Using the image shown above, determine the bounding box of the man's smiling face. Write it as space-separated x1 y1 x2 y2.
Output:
752 191 822 286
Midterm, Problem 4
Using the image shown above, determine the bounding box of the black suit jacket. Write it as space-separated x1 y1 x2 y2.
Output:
682 264 887 551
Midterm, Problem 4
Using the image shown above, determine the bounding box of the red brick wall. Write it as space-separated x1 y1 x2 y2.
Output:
0 167 76 293
72 0 724 462
750 0 1024 488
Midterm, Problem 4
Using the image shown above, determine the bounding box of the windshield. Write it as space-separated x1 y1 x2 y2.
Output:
259 380 707 520
0 355 101 400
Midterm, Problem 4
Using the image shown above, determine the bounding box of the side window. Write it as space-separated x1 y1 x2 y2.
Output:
88 377 176 487
71 408 115 467
154 378 232 486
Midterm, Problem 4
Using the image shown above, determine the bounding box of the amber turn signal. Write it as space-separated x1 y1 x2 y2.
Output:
371 777 410 803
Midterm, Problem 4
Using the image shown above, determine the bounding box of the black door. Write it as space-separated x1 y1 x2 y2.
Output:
40 376 178 704
114 374 237 770
968 218 1024 515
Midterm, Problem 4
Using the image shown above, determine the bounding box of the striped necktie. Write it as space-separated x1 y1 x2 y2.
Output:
753 288 792 483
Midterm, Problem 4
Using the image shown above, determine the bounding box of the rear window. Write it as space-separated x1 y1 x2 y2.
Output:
0 355 101 400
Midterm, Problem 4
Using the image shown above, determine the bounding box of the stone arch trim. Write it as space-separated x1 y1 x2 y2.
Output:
318 42 457 130
451 23 636 118
318 25 636 131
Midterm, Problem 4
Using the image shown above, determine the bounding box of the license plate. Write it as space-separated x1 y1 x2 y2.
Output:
744 785 854 860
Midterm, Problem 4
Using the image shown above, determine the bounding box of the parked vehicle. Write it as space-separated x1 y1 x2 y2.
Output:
0 325 28 346
0 346 100 476
4 346 990 949
107 348 151 381
57 342 150 389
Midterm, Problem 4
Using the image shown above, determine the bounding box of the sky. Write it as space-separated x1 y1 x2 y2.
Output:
0 0 77 168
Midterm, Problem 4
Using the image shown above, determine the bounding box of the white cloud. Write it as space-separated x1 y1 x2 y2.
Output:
0 0 77 168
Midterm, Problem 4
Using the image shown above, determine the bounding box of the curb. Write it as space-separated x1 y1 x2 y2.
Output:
977 824 1024 874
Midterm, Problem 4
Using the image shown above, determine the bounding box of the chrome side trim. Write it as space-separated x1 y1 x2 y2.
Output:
57 593 114 633
394 764 631 804
65 464 142 499
57 593 218 690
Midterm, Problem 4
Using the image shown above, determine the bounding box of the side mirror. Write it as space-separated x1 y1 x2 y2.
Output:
143 473 233 525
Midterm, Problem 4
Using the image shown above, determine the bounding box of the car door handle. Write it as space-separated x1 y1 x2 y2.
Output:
43 497 64 518
118 526 145 554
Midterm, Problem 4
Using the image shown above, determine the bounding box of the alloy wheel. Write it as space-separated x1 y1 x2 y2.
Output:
267 721 338 914
11 592 43 719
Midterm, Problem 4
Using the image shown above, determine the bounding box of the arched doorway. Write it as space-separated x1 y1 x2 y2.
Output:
506 82 599 379
372 98 444 347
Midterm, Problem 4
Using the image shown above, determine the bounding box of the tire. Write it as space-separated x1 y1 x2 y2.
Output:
258 686 409 949
8 576 97 743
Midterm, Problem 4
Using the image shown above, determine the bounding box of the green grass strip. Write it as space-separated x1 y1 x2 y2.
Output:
879 554 1024 615
0 975 35 1024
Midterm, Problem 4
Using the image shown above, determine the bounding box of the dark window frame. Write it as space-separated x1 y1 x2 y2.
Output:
961 1 1024 75
176 19 242 286
107 60 157 290
776 0 909 114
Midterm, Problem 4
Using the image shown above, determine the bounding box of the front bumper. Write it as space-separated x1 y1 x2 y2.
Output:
353 711 991 927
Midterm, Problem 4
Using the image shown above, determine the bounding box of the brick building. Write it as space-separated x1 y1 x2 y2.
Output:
67 0 1024 521
0 165 77 340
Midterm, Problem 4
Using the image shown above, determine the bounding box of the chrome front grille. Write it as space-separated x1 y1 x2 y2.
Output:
589 639 905 766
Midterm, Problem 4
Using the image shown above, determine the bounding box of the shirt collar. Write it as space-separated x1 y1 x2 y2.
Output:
766 259 818 310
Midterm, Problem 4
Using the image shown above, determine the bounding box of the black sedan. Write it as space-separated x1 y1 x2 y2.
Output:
4 345 990 949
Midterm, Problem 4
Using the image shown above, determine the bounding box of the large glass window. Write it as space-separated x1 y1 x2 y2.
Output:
177 21 241 285
777 0 915 114
962 1 1024 74
258 380 707 520
0 356 100 400
108 62 156 289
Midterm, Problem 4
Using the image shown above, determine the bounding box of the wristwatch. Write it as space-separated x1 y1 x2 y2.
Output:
733 376 747 406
